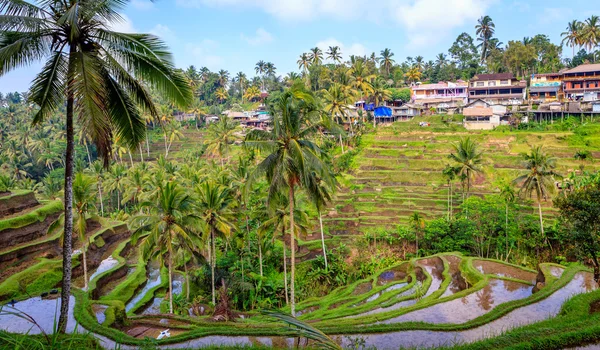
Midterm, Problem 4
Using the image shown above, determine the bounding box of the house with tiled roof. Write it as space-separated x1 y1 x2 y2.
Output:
468 73 527 105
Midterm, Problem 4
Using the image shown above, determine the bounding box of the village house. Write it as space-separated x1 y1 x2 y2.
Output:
529 73 562 102
468 73 527 105
411 81 468 111
561 63 600 102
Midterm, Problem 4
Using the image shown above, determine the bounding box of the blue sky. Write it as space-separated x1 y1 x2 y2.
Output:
2 0 600 93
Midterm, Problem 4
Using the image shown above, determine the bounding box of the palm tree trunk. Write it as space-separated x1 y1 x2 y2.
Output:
538 201 548 247
98 180 104 217
282 227 289 305
339 134 344 154
288 185 296 317
58 49 76 333
258 239 264 277
185 262 190 301
85 143 92 164
128 150 134 167
82 242 88 290
447 181 451 220
168 245 174 314
319 211 328 270
211 226 216 305
139 145 144 163
415 230 419 258
146 132 150 157
505 203 509 258
164 131 169 158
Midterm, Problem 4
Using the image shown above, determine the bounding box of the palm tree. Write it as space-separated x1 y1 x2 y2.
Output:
404 67 422 84
215 87 229 104
442 165 458 220
307 173 335 271
204 115 241 166
326 46 342 64
449 137 484 199
245 86 327 316
217 69 230 88
297 53 311 75
0 1 192 331
72 172 96 290
582 16 600 60
408 212 425 257
378 48 395 76
86 161 106 216
255 60 266 90
195 181 235 305
309 47 323 66
436 53 448 67
244 86 261 102
348 61 375 98
499 182 516 259
476 15 496 62
514 146 561 246
562 20 584 58
130 182 201 314
236 72 247 103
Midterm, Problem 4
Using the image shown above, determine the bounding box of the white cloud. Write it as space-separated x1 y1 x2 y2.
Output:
150 24 175 42
315 38 367 61
131 0 154 10
107 13 136 33
395 0 493 47
184 39 223 70
241 28 273 46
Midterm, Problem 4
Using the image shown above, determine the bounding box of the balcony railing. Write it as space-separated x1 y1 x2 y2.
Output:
413 94 467 99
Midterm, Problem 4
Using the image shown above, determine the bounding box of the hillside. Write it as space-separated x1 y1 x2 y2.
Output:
320 117 600 241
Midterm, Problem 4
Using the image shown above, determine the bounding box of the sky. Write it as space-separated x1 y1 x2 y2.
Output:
2 0 600 93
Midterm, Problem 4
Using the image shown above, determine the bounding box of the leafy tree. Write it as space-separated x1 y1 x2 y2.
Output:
448 33 479 77
0 0 193 330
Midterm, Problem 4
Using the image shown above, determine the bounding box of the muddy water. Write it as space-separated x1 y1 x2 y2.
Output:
473 260 536 283
0 296 78 334
92 304 108 324
338 272 598 349
377 263 409 285
88 256 119 284
126 264 161 312
418 257 444 298
442 255 469 297
379 278 532 325
352 282 373 295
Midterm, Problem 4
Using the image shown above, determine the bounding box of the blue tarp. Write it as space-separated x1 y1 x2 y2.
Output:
374 106 392 117
364 103 375 111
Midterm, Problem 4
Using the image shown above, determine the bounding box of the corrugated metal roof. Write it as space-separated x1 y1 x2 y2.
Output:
463 107 493 117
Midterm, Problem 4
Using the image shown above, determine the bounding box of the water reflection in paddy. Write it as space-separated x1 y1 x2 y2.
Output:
379 278 532 324
126 264 161 312
340 272 597 349
0 296 78 334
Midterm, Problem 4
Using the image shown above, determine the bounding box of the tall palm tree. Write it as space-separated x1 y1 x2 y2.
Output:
244 86 261 102
255 60 266 90
217 69 230 88
72 172 96 290
475 15 496 62
514 146 561 246
130 182 201 314
0 1 192 331
562 20 584 58
582 16 600 60
408 212 425 257
435 53 448 67
442 165 458 220
326 46 342 64
245 85 327 316
449 137 484 199
195 181 235 305
86 161 105 216
499 182 516 259
404 67 422 84
307 173 335 271
378 48 395 76
297 53 311 75
236 72 247 103
348 61 375 99
215 87 229 104
309 47 323 66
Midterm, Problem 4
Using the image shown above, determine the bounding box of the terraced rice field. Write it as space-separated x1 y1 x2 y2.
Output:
319 117 600 240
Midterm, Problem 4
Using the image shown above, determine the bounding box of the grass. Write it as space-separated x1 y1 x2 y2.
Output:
0 200 62 232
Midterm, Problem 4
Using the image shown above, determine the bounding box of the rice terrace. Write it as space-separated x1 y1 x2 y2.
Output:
2 0 600 349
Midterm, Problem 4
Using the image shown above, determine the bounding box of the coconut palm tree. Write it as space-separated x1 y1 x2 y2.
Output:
130 182 201 314
582 16 600 60
449 137 484 199
215 87 229 104
499 182 516 259
245 85 326 316
378 48 395 76
436 53 448 67
244 86 261 102
255 60 266 90
326 46 342 64
307 172 335 271
348 60 375 98
72 172 96 290
476 15 496 62
404 67 422 84
442 165 458 220
514 146 561 246
562 20 584 58
309 47 323 66
217 69 230 88
86 161 106 216
204 115 241 166
236 72 247 103
408 212 425 257
194 181 235 305
0 0 192 331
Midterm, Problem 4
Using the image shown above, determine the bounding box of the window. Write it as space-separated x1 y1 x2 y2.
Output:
500 80 509 85
488 81 496 86
476 82 484 87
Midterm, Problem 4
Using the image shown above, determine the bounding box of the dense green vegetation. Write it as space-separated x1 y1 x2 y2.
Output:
2 1 600 348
